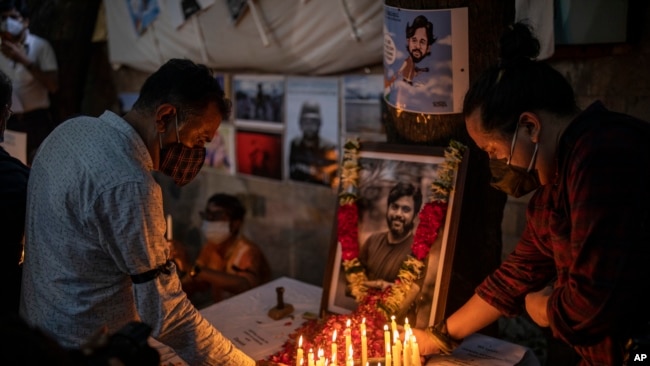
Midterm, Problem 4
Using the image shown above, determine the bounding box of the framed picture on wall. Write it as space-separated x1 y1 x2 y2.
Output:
321 141 468 328
233 74 285 131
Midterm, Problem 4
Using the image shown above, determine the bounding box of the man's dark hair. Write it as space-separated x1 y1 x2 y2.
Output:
387 181 423 216
206 193 246 222
132 58 231 125
0 0 28 17
406 15 437 45
0 70 12 107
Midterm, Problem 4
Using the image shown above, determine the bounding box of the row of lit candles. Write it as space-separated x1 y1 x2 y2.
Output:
295 316 422 366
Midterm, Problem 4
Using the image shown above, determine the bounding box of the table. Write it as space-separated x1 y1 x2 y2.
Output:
153 277 540 365
154 276 323 365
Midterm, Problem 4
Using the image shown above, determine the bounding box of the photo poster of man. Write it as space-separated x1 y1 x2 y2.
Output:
328 150 445 328
126 0 161 36
204 123 235 174
235 130 282 180
342 74 386 143
284 76 340 187
383 6 469 115
233 74 285 131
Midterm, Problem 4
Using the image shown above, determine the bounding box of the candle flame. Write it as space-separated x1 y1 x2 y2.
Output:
346 319 351 327
384 324 388 331
362 317 366 324
318 348 324 357
332 329 337 341
299 335 303 347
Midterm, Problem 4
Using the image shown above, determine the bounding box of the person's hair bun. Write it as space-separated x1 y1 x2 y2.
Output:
499 22 540 65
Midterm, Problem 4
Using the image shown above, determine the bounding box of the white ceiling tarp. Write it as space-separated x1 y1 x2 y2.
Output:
104 0 384 75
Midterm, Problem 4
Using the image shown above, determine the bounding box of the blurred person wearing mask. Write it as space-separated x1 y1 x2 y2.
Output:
20 58 257 365
0 68 28 315
179 193 271 308
0 0 58 166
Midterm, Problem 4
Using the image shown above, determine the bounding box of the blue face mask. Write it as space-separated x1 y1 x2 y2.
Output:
1 17 24 37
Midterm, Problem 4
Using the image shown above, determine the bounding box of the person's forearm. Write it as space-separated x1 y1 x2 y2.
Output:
446 294 502 340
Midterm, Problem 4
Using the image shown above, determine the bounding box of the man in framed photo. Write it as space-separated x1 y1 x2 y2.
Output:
359 181 422 285
288 101 338 186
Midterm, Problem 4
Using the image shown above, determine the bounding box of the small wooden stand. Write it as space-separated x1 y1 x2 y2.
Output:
267 286 294 320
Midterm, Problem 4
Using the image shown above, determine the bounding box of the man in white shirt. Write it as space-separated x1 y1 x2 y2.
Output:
0 0 58 165
20 58 256 365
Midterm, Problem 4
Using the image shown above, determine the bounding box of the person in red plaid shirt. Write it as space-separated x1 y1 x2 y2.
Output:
411 22 650 366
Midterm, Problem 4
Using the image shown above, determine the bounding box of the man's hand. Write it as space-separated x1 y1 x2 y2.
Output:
0 40 29 66
525 285 552 327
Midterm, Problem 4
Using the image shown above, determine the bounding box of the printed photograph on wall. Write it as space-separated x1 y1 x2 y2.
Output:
285 76 340 187
125 0 160 36
204 123 235 174
322 142 468 328
342 74 386 142
233 74 285 131
235 130 282 180
383 6 469 114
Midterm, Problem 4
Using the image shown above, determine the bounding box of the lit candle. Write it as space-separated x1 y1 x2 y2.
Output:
410 335 421 366
402 337 411 366
392 330 402 366
345 319 352 361
391 315 397 335
308 348 315 366
384 324 391 349
166 214 173 241
385 343 392 366
318 348 325 366
296 335 304 366
361 328 368 366
346 345 354 366
403 317 411 334
331 330 337 366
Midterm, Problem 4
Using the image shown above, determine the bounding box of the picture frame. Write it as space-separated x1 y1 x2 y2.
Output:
320 141 468 328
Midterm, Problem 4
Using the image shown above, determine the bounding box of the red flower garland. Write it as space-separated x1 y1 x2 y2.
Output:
337 202 359 261
411 201 448 260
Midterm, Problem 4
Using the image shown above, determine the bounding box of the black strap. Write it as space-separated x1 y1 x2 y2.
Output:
130 260 174 284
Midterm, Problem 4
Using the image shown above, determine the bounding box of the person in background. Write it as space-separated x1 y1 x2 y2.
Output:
20 58 256 365
412 23 650 365
0 68 28 315
288 100 338 186
0 0 58 166
178 193 271 308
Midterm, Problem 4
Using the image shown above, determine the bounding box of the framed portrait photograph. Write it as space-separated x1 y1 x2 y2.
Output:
342 74 386 142
321 141 468 328
235 129 283 180
233 74 285 131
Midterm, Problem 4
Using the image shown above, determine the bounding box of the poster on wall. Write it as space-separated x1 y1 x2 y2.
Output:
204 123 235 174
125 0 161 36
235 130 283 180
342 74 385 142
285 76 340 187
383 6 469 115
164 0 217 28
233 74 285 131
